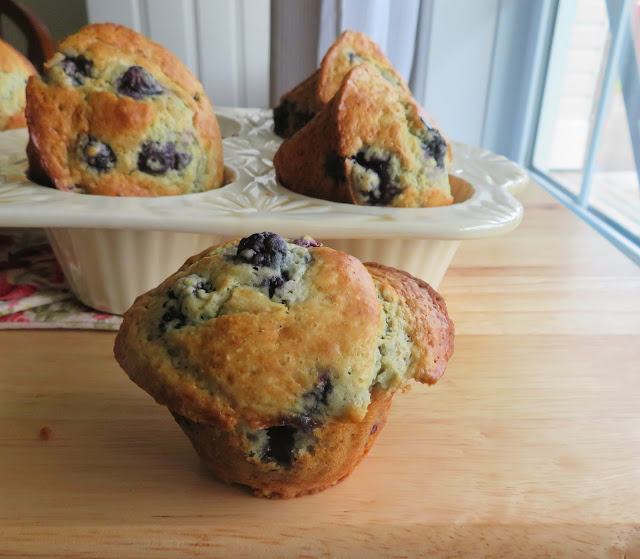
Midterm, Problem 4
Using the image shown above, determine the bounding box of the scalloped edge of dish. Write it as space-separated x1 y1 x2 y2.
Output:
0 107 528 240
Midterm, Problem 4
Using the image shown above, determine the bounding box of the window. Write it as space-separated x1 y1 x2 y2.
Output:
526 0 640 263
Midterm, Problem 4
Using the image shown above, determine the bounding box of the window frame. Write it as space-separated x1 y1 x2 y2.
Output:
519 0 640 264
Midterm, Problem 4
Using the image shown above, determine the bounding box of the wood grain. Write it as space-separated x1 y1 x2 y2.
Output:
0 184 639 558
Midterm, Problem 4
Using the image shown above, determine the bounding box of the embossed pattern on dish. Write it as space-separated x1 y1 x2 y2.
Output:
0 107 528 238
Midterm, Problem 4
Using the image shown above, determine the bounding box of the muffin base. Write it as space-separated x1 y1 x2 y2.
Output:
171 387 393 498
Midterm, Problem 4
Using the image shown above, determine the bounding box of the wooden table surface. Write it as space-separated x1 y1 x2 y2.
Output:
1 184 639 558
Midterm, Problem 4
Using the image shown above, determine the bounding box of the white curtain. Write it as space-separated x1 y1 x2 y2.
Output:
271 0 542 154
271 0 426 105
317 0 422 86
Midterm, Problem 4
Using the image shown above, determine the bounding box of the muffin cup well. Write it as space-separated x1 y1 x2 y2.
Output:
46 228 230 314
46 227 458 314
171 386 394 499
1 108 528 315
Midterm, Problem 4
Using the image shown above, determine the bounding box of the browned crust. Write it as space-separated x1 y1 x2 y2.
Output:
274 64 397 204
0 38 36 131
26 75 83 190
274 64 453 207
279 69 322 114
115 238 455 432
316 30 409 104
174 386 393 499
3 112 28 130
427 186 455 207
114 240 382 430
365 262 455 385
274 81 351 203
274 71 321 139
274 31 411 140
114 239 455 498
25 23 223 196
25 137 52 185
277 30 409 123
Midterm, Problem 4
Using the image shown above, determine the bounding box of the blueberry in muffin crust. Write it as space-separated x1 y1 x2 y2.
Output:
25 23 223 196
80 136 117 172
137 140 193 175
273 99 315 140
273 30 411 139
274 63 453 208
116 65 164 99
114 232 454 498
61 54 93 86
0 38 37 131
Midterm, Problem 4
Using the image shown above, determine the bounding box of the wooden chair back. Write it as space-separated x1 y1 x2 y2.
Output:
0 0 54 72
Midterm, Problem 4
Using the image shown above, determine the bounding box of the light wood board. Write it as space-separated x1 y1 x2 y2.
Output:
1 185 639 558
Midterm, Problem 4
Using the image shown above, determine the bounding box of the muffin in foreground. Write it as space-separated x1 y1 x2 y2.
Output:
273 30 410 139
275 64 453 208
114 232 454 498
25 23 223 196
0 38 36 131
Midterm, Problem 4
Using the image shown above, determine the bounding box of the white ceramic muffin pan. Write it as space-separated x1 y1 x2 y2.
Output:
0 107 529 314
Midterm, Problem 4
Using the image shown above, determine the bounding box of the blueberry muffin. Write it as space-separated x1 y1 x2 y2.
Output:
0 38 36 131
114 232 454 498
25 23 223 196
273 30 410 138
274 64 453 208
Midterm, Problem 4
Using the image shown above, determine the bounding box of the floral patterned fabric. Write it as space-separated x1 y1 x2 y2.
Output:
0 229 122 330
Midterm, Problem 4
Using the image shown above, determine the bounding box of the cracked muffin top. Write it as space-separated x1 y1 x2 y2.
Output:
0 38 36 131
274 30 410 138
274 63 453 207
25 23 223 196
114 233 454 431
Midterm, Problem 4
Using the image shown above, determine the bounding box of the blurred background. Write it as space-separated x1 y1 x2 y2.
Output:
1 0 639 262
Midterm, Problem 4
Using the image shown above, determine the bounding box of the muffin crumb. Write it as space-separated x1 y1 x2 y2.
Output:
25 23 224 196
114 234 455 498
39 426 53 440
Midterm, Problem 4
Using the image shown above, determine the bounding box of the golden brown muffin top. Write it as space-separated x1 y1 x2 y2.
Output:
0 37 36 74
25 23 222 196
115 233 454 431
0 38 36 131
274 30 413 138
275 63 453 207
317 30 410 107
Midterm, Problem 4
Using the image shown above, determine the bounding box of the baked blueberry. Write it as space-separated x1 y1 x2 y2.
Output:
235 232 288 269
303 373 333 410
159 298 187 332
262 425 297 467
273 101 292 137
419 119 448 169
61 55 93 86
137 141 192 175
272 374 332 434
291 414 322 434
273 62 453 208
117 66 164 100
26 24 224 195
193 280 214 293
82 137 116 172
352 150 403 206
347 51 362 64
292 237 322 248
273 101 314 138
294 109 314 132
